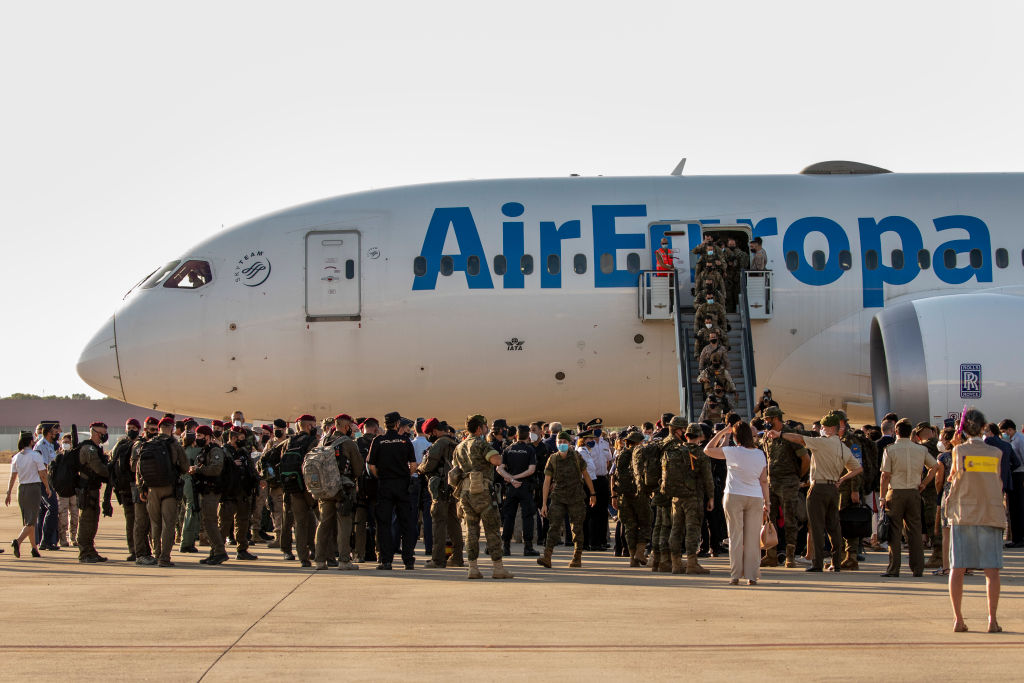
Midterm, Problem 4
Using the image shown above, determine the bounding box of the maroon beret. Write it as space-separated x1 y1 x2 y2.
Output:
211 420 225 428
144 416 159 426
261 424 273 433
334 413 353 423
125 418 141 429
196 425 213 437
421 417 440 434
297 414 315 423
158 417 174 427
229 425 245 434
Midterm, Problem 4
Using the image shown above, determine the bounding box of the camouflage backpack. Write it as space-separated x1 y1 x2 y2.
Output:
634 441 664 492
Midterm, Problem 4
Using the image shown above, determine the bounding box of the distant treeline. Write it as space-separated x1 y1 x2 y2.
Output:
3 393 91 400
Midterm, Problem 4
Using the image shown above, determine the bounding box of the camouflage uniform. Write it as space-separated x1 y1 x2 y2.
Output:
693 244 725 282
633 439 670 572
661 427 714 573
194 444 227 562
698 399 724 425
695 272 726 303
694 323 726 357
837 425 876 569
694 300 728 331
698 366 736 395
541 446 589 567
453 436 503 563
724 246 748 312
418 434 464 568
76 440 110 562
759 412 808 566
698 342 730 372
613 435 651 565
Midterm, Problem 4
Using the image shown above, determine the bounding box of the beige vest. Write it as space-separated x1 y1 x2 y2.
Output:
945 438 1005 529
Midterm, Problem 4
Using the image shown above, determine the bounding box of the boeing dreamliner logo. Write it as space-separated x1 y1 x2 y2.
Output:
413 203 993 308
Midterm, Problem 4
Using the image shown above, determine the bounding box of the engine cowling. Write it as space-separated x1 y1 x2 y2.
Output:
870 292 1024 425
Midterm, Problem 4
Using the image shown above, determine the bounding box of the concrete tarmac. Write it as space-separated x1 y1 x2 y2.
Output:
1 464 1021 682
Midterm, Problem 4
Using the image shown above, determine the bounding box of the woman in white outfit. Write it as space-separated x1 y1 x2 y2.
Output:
704 422 769 585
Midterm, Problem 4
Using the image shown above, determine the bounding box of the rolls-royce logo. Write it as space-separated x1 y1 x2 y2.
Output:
505 338 524 351
960 363 981 399
234 250 272 287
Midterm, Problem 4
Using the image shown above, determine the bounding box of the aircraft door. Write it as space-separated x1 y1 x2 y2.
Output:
305 230 360 321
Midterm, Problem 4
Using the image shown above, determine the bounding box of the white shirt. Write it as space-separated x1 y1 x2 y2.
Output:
590 437 613 477
577 446 597 480
34 437 56 467
1009 431 1024 473
721 446 767 498
12 448 46 485
410 435 430 479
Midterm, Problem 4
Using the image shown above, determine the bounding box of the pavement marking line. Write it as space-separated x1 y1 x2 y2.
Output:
196 571 316 682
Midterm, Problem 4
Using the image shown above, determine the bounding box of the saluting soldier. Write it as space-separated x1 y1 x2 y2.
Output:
661 420 714 574
612 431 651 566
537 430 597 569
77 422 111 563
759 406 810 567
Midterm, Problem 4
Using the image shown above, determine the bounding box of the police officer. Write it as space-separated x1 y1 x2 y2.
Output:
190 426 229 565
314 414 364 571
496 425 539 557
662 420 714 574
418 418 464 568
136 417 189 567
221 425 260 561
366 411 417 570
613 431 651 566
77 422 111 563
103 418 141 560
759 406 810 567
537 430 596 569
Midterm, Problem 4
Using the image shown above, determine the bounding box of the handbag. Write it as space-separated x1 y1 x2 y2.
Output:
760 510 779 549
877 508 891 541
839 503 873 539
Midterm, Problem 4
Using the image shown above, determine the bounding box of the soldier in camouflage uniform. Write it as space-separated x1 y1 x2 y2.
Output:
450 415 513 579
913 423 943 567
661 420 714 574
723 238 748 313
538 431 596 569
694 315 726 358
698 396 724 425
693 236 725 283
191 426 229 565
835 410 876 570
698 363 736 398
612 431 651 566
694 294 728 331
759 406 810 567
77 423 111 563
697 336 729 372
695 273 726 304
633 432 670 572
418 418 464 568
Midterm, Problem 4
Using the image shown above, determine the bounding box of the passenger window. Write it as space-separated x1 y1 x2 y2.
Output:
891 249 904 271
547 254 560 275
520 254 533 275
141 260 181 289
413 256 427 277
626 253 641 274
600 253 614 274
811 250 826 271
466 255 480 277
440 256 454 276
839 250 852 271
943 249 957 269
918 249 931 270
785 251 799 271
969 248 983 268
996 248 1009 269
345 259 355 280
573 254 587 274
864 250 878 271
493 255 507 276
163 260 212 289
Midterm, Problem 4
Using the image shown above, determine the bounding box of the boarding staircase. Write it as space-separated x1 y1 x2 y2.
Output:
639 270 770 422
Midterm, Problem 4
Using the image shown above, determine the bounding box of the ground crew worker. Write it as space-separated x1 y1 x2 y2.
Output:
129 417 159 564
694 294 727 331
190 425 228 565
77 422 110 563
655 237 676 273
104 418 140 561
221 426 259 561
879 419 938 577
835 410 877 570
418 418 464 568
694 316 725 357
773 412 862 572
759 406 810 567
285 415 320 568
314 414 365 571
662 420 714 574
537 430 596 569
698 335 729 372
612 431 651 566
449 414 514 579
136 417 189 567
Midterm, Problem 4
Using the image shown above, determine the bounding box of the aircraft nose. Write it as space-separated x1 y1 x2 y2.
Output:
77 315 124 401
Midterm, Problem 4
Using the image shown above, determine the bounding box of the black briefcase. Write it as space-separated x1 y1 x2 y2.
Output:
839 504 872 540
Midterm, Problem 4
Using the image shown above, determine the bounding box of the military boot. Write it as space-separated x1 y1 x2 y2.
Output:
634 545 648 566
658 552 673 573
491 559 514 579
686 554 710 575
784 544 797 568
760 548 778 567
446 552 465 568
649 551 661 572
840 551 859 570
629 548 641 568
467 560 483 579
537 547 553 568
568 548 583 568
670 553 685 574
924 547 944 569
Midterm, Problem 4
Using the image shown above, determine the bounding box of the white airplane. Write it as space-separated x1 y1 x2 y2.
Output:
77 161 1023 427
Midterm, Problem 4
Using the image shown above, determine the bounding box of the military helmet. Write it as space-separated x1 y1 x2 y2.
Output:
763 406 784 419
667 416 688 429
625 431 645 444
684 424 704 437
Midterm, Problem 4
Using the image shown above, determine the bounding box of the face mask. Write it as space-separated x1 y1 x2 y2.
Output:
127 429 139 440
644 434 651 442
274 429 284 438
62 442 72 451
196 438 207 448
213 430 222 439
99 433 109 444
233 419 243 428
710 340 718 346
352 429 362 439
707 249 713 255
529 433 539 442
707 299 714 304
585 440 596 448
705 323 712 329
1001 433 1010 441
557 443 569 453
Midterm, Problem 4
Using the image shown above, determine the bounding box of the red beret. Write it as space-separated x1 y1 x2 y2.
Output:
144 416 159 425
90 421 108 430
297 414 315 423
183 417 197 426
211 420 224 428
421 418 440 434
158 417 174 427
261 424 273 433
196 425 213 436
229 425 245 434
334 413 353 423
125 418 141 429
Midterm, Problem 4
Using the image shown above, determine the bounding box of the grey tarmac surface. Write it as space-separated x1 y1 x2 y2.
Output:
1 464 1021 682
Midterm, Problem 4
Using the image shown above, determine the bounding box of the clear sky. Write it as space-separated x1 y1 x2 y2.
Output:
1 0 1020 398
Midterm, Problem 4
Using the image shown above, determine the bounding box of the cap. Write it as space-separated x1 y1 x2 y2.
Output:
196 425 214 437
273 418 287 429
421 418 440 434
577 430 594 439
763 406 783 419
400 417 414 428
362 416 379 426
334 413 353 423
685 424 703 437
144 416 159 426
296 414 316 423
557 430 572 441
157 417 174 427
668 416 688 429
585 418 603 428
125 418 141 429
821 413 841 427
384 411 402 424
90 421 108 430
625 431 645 444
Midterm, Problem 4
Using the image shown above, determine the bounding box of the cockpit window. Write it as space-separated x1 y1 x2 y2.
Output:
163 260 213 289
140 261 181 289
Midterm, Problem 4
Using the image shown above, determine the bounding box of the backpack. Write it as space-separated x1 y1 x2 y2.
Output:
636 441 664 491
302 445 343 500
280 447 306 494
110 437 135 491
138 436 175 488
50 426 82 497
220 451 242 499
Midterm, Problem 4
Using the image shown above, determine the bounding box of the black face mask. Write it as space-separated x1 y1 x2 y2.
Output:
127 429 140 440
196 438 207 448
99 433 109 444
274 429 284 438
213 430 223 439
261 436 270 446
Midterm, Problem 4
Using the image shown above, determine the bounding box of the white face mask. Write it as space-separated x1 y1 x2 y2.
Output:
352 429 362 439
705 323 712 329
529 432 539 442
233 419 243 428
